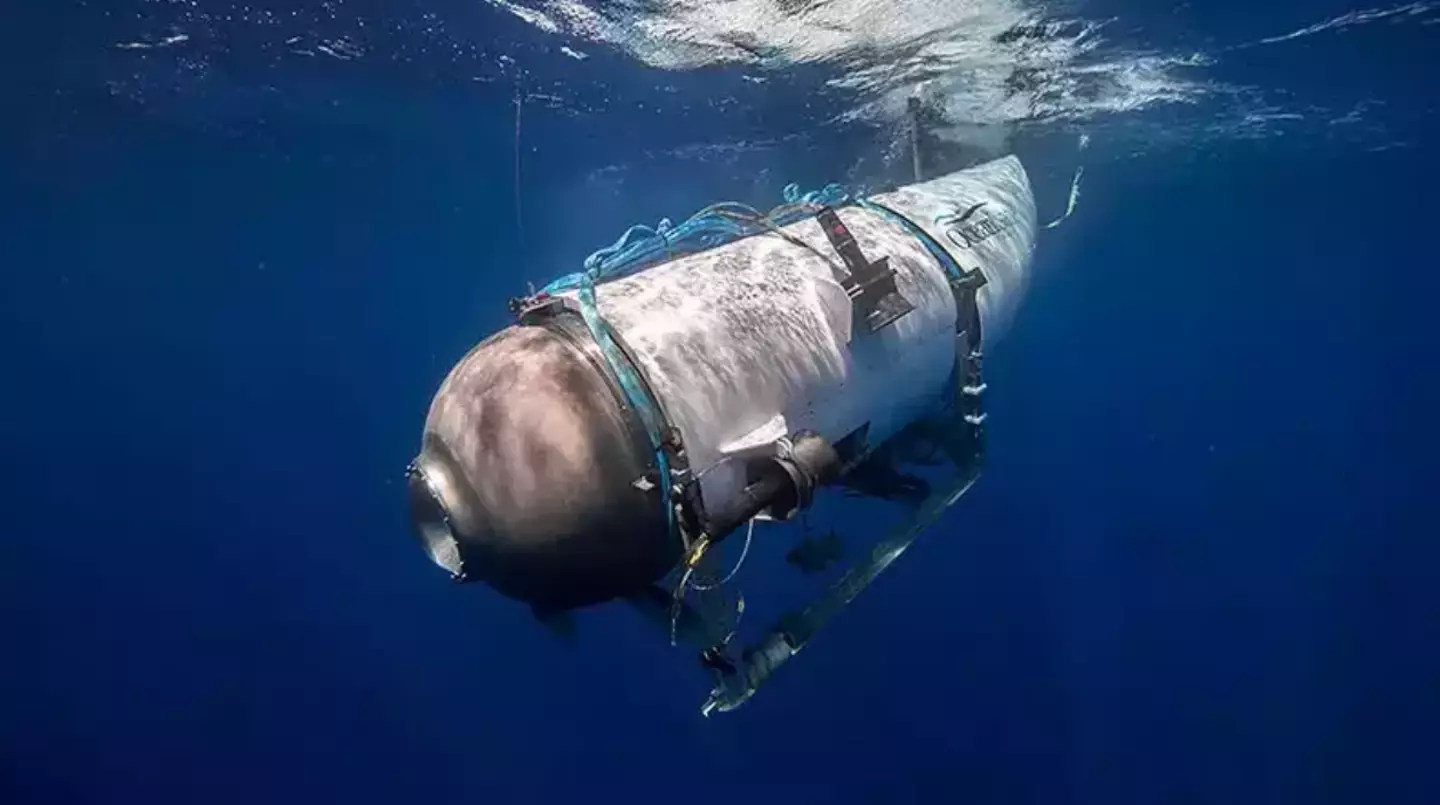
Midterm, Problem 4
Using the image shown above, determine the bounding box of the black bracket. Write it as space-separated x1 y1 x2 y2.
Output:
950 266 987 346
816 207 916 334
508 291 565 324
948 266 989 469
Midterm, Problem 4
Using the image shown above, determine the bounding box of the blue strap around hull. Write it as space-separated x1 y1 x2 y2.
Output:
857 199 967 284
572 274 677 544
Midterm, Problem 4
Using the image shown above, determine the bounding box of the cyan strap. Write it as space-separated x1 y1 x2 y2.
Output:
572 274 677 545
856 199 966 284
543 184 852 296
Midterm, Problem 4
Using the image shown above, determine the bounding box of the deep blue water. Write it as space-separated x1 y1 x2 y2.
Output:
4 2 1439 803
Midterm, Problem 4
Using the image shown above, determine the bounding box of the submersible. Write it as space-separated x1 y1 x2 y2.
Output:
406 154 1038 713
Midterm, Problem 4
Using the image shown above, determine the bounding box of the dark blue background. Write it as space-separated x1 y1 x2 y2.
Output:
4 2 1438 803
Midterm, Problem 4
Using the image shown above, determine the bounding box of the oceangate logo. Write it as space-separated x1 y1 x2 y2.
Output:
935 202 1014 250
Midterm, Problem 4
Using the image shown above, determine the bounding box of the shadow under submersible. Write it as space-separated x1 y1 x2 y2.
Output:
405 140 1040 715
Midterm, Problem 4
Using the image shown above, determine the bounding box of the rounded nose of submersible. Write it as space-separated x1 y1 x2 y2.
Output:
406 323 678 611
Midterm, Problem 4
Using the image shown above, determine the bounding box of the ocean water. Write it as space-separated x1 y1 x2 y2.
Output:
3 1 1438 803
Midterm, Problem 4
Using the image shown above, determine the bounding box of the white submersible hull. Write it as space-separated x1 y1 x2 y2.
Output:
407 156 1038 712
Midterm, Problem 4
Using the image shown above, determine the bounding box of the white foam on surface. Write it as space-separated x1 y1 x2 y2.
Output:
478 0 1436 149
101 0 1437 154
484 0 1216 128
116 33 191 50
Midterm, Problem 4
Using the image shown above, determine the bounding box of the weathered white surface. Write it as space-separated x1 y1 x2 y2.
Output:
869 155 1038 344
561 156 1036 513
